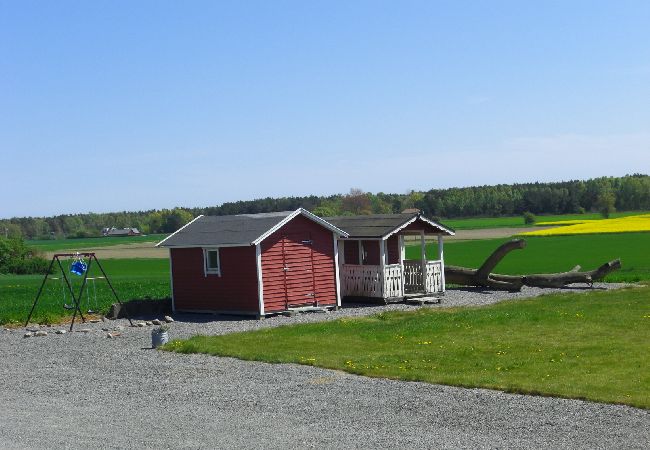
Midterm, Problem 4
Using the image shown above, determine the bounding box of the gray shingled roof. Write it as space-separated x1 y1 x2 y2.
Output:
157 211 294 247
157 210 452 248
325 214 454 238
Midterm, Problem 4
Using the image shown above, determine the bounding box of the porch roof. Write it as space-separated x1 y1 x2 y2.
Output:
325 213 455 239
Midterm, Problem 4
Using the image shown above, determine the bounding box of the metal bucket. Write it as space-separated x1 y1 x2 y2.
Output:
151 330 169 348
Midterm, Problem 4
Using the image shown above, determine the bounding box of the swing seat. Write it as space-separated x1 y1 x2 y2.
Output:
70 260 87 276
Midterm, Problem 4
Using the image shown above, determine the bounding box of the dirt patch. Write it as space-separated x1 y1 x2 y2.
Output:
45 242 167 259
403 226 553 243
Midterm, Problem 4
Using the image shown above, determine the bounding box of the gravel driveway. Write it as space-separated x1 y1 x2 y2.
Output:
1 284 648 449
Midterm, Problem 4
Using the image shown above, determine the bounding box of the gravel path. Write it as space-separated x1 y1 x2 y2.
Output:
1 284 648 449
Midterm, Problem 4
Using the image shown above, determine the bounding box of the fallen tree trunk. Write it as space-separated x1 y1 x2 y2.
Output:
444 239 622 290
523 259 621 288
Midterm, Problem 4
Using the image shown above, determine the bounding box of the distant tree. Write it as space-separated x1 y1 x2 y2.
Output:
161 208 194 233
523 211 536 225
596 191 616 218
341 188 372 215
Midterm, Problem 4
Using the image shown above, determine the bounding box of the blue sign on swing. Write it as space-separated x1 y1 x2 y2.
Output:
70 260 87 276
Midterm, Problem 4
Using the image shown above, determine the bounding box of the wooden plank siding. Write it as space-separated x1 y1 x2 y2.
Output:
344 239 360 264
170 246 259 313
261 215 337 313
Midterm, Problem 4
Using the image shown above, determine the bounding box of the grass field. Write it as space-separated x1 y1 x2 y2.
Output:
442 211 647 230
166 286 650 409
0 258 169 325
4 231 648 325
26 234 168 252
406 232 650 282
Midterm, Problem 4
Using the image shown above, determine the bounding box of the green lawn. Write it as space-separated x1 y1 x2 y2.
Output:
443 211 647 230
407 232 650 282
167 286 650 409
0 258 170 325
26 234 168 252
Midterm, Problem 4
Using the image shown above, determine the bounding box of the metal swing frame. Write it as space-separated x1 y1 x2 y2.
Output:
25 252 134 331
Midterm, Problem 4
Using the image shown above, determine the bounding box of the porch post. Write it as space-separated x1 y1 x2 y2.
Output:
399 235 406 297
379 239 386 298
358 240 363 265
438 234 446 293
420 230 426 291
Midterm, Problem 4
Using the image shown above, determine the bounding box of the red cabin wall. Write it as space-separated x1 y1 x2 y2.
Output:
343 240 359 265
261 215 337 313
170 246 259 314
387 235 400 264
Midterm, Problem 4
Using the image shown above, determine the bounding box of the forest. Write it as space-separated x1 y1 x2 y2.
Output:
2 174 649 240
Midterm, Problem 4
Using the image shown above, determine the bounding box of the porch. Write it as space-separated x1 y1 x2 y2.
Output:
328 212 454 302
340 259 444 300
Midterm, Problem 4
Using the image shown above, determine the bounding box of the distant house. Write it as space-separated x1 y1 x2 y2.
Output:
102 227 142 237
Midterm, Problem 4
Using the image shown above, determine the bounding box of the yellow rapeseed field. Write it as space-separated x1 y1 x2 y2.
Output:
521 214 650 236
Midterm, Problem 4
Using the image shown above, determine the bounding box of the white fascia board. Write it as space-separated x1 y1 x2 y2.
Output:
251 208 349 245
159 243 249 248
156 215 205 247
381 214 455 239
418 215 456 236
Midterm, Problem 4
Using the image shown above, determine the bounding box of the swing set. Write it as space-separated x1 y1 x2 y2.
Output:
25 252 133 331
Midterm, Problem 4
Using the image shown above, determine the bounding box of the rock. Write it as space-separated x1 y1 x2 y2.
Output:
145 321 153 326
114 325 125 331
102 327 110 332
164 315 174 323
55 330 67 335
23 332 34 338
107 332 122 339
77 328 91 333
152 319 162 325
89 319 101 323
26 327 39 333
34 331 48 337
136 322 146 328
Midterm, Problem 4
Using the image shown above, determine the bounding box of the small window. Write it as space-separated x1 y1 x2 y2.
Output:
203 248 221 276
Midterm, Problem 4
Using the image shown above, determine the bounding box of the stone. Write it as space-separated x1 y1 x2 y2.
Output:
164 315 174 323
26 327 39 333
136 322 146 328
145 321 153 326
55 329 67 335
34 331 48 337
77 328 91 333
102 327 110 332
114 325 125 331
107 332 122 338
89 319 101 323
152 319 162 325
23 332 34 338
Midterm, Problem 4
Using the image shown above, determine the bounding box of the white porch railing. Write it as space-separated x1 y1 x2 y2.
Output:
341 264 404 298
403 259 443 294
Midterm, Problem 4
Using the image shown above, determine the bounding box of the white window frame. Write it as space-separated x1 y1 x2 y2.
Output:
203 248 221 276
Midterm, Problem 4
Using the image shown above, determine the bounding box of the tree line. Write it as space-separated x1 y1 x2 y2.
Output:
2 174 649 240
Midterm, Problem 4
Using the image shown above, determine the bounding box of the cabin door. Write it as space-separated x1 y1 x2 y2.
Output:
281 232 316 309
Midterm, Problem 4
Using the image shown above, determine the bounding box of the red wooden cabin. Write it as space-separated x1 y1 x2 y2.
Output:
157 209 348 317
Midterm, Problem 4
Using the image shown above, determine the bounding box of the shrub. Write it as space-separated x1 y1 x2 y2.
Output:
0 236 50 275
523 211 536 225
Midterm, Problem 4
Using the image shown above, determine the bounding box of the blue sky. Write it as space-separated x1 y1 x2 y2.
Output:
1 1 649 218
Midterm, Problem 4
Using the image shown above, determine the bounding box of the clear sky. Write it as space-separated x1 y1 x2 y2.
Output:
1 1 649 218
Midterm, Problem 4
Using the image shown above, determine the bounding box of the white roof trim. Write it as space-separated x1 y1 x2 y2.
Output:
156 215 205 247
251 208 349 245
381 214 455 239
